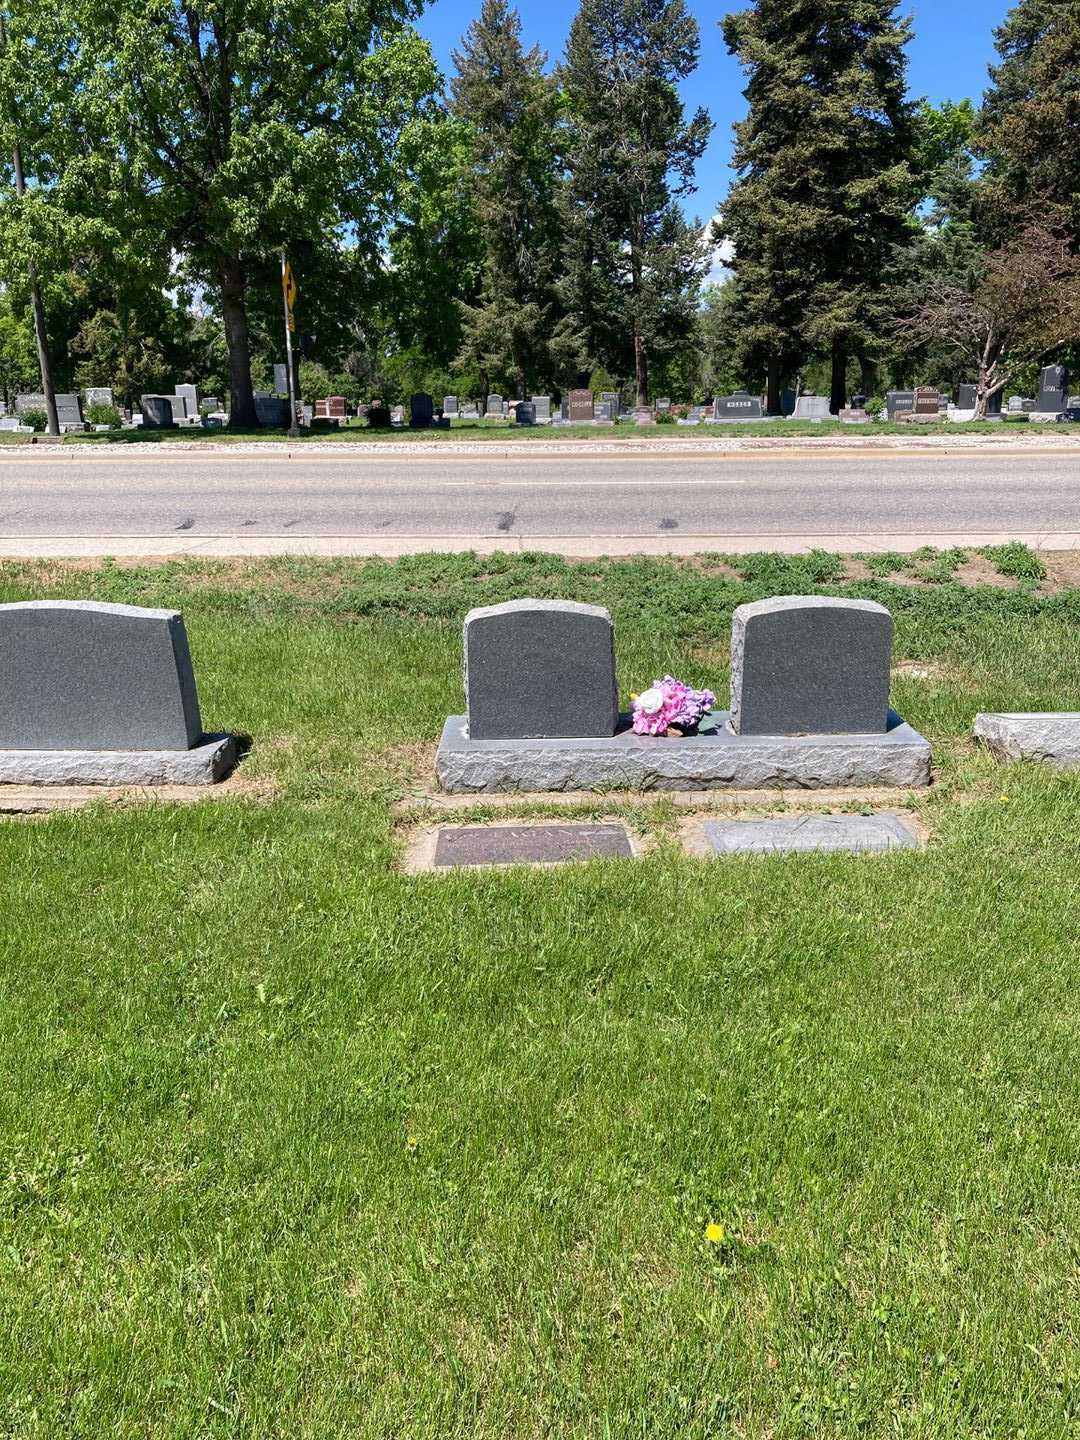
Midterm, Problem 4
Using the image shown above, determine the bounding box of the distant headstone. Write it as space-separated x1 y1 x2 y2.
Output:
912 387 942 416
780 389 797 417
730 596 892 737
0 601 202 751
55 393 85 429
714 391 763 420
1036 364 1069 413
594 399 616 422
512 401 536 425
531 395 552 422
485 394 505 418
0 417 31 432
655 397 671 412
956 383 977 410
85 387 113 409
273 364 289 396
986 390 1003 416
600 391 619 417
15 393 46 413
410 392 434 428
1008 395 1024 413
568 389 594 423
1022 397 1037 413
464 599 618 740
886 391 914 421
839 408 870 424
254 395 289 426
175 383 199 419
443 395 459 416
791 395 831 420
367 404 391 428
634 407 655 425
140 395 176 429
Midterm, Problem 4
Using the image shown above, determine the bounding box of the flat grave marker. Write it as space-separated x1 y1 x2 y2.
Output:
432 823 633 868
701 814 919 856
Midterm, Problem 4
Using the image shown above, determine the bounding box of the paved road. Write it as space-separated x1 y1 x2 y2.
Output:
1 447 1077 555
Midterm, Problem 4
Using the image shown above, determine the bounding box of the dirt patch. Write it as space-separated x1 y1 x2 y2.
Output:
954 555 1017 589
1043 552 1080 592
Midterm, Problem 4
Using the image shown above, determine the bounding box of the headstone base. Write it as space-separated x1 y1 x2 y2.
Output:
0 734 237 786
436 712 931 793
974 712 1080 770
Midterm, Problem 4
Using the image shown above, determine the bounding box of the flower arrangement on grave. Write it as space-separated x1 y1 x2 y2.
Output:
631 675 718 736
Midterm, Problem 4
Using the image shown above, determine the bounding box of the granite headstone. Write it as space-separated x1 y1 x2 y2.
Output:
730 596 893 737
140 395 176 429
714 391 763 420
463 599 618 740
0 600 203 751
886 391 914 421
410 392 434 427
1036 364 1068 413
568 389 594 423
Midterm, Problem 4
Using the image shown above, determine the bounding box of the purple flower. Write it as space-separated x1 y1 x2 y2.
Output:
631 675 716 735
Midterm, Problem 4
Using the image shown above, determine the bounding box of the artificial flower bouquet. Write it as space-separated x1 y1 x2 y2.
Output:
631 675 718 737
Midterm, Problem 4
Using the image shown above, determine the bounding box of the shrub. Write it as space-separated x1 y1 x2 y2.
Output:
86 402 121 428
980 542 1047 581
17 407 47 432
655 410 676 425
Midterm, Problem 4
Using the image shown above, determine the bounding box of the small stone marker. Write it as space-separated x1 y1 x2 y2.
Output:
568 389 594 423
974 712 1080 770
0 601 235 784
730 596 892 736
464 599 618 740
433 824 632 868
701 814 918 856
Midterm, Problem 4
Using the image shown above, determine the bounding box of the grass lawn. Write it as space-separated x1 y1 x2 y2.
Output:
54 415 1070 445
2 551 1080 1437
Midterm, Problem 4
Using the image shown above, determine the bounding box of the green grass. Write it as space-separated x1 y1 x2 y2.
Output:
61 416 1076 445
3 553 1080 1437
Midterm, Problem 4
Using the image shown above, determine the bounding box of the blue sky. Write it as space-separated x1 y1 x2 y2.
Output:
418 0 1010 256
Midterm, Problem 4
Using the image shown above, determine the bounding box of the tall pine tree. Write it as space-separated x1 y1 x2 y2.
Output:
450 0 561 400
721 0 917 412
979 0 1080 246
559 0 711 406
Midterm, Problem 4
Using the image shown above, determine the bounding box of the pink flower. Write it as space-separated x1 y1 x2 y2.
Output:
631 675 716 735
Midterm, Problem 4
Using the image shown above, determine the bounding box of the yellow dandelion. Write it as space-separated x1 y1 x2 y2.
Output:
406 1134 419 1152
705 1222 725 1245
1000 794 1010 803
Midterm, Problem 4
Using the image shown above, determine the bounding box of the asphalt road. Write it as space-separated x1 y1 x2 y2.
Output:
1 446 1078 555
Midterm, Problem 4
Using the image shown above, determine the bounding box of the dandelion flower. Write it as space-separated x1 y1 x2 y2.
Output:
705 1222 725 1245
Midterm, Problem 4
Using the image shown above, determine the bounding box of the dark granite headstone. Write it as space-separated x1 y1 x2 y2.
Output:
140 395 176 429
512 401 536 425
986 390 1003 416
464 598 618 740
568 389 594 423
956 383 977 409
367 404 391 428
714 391 763 419
433 824 632 868
886 391 914 421
0 600 203 751
273 364 289 396
55 393 84 428
254 395 290 426
1036 364 1069 413
410 392 434 427
730 596 893 737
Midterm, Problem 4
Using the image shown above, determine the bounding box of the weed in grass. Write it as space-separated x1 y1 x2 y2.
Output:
979 541 1048 582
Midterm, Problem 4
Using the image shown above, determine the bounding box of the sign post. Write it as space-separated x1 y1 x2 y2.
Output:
281 253 300 438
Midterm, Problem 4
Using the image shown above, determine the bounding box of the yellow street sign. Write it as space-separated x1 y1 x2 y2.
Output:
283 260 297 331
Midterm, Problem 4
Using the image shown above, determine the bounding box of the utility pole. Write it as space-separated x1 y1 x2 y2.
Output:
281 251 300 439
0 12 59 436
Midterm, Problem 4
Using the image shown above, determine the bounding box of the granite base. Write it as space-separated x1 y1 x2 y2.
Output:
436 712 931 793
0 734 237 786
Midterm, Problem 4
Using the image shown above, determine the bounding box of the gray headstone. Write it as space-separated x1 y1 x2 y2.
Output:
702 814 918 855
464 598 618 740
975 712 1080 771
531 395 551 421
55 393 83 425
273 364 289 396
655 397 671 412
485 394 504 417
714 391 763 419
792 395 831 420
568 389 594 422
443 395 459 415
730 596 892 737
634 406 655 425
85 387 113 409
886 391 914 421
175 383 199 418
1036 364 1068 413
0 601 203 751
433 824 632 868
140 395 176 429
410 392 434 427
15 393 46 413
956 383 977 409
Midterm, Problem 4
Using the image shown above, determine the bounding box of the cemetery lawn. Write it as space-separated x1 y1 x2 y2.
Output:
4 551 1080 1438
63 417 1068 444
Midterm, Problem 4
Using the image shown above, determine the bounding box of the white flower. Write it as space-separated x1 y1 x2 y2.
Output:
637 687 665 714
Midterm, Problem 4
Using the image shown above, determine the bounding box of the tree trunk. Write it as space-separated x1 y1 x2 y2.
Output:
218 254 258 428
634 330 649 408
766 357 782 415
859 357 878 400
830 339 847 415
513 347 526 403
